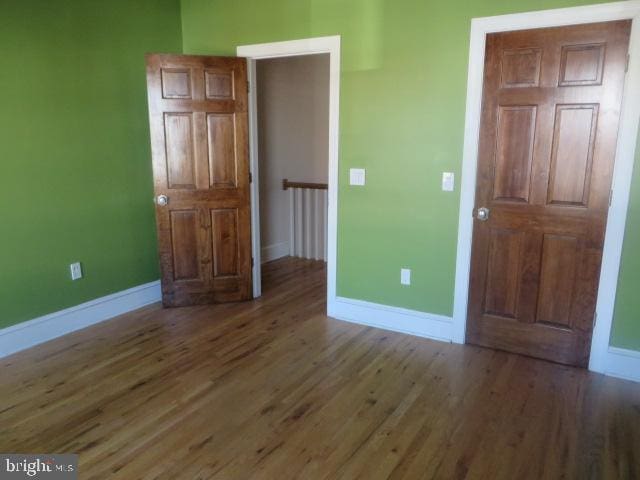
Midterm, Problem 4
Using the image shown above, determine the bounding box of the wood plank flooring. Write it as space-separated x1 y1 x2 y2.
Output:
1 257 639 479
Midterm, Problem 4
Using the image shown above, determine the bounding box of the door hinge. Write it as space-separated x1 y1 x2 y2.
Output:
626 54 630 73
251 257 255 267
609 189 613 207
249 171 253 183
247 81 251 93
593 312 598 329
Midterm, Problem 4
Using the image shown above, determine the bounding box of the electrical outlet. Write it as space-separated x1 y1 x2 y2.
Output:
401 268 411 286
70 262 83 281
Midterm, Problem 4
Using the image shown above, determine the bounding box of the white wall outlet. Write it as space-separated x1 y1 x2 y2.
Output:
442 172 455 192
70 262 83 281
400 268 411 286
349 168 366 186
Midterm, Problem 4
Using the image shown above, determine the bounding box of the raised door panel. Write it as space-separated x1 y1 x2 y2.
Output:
547 104 598 206
205 69 234 100
493 106 537 202
484 229 524 318
164 113 196 189
161 68 192 99
170 210 201 281
207 114 238 188
211 209 239 277
559 43 605 86
536 234 579 328
501 48 542 88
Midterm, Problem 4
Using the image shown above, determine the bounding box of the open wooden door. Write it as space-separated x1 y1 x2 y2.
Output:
466 21 631 367
146 54 252 306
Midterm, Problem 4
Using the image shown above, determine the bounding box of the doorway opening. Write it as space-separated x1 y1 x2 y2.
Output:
238 36 341 310
255 54 330 295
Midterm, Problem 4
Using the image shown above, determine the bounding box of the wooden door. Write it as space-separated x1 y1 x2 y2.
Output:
467 21 631 366
146 54 252 306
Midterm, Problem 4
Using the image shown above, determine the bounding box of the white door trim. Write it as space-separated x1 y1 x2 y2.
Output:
454 0 640 373
237 36 341 308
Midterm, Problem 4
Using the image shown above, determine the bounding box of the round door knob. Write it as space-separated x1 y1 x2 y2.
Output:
156 194 168 206
476 207 490 221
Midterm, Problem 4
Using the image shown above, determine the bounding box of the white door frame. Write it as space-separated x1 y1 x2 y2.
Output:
453 0 640 373
237 36 341 305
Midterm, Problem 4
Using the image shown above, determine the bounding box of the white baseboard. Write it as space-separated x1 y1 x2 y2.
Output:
329 296 640 383
261 241 289 263
329 296 453 343
3 280 637 384
0 280 162 358
603 347 640 383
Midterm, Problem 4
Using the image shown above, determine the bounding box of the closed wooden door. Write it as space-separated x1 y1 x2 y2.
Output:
467 21 631 366
146 54 252 306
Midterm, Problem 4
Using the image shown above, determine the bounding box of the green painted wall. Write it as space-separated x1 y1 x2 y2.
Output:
181 0 640 350
611 134 640 349
0 0 182 328
2 0 637 352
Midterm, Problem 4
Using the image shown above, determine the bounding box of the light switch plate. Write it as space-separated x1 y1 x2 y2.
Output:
349 168 366 186
400 268 411 286
442 172 455 192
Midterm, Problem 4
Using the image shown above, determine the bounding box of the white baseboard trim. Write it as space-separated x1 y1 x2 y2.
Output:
329 296 453 343
603 346 640 383
0 280 162 358
261 242 289 263
4 281 637 383
329 296 640 383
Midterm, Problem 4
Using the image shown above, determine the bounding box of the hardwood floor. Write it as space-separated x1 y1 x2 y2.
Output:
1 257 638 479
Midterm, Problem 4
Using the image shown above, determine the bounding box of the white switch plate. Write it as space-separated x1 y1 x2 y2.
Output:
400 268 411 286
442 172 455 192
349 168 366 186
70 262 83 281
